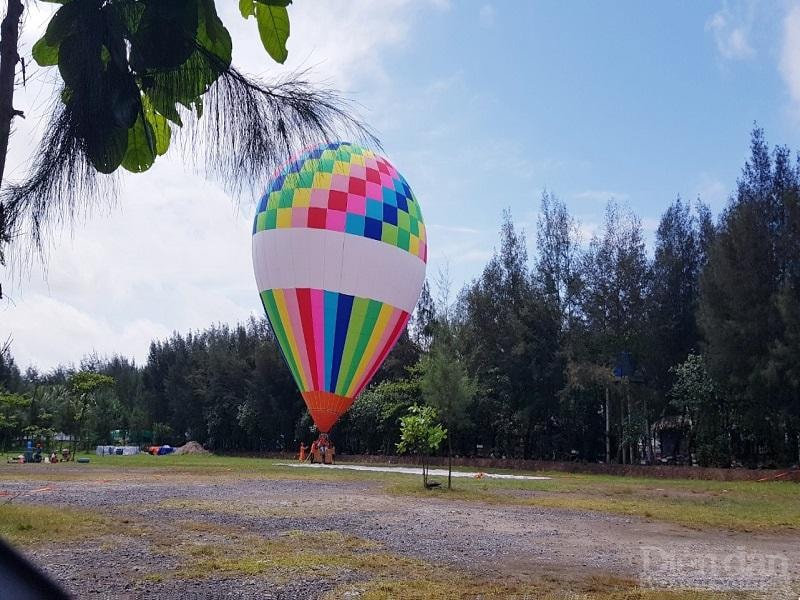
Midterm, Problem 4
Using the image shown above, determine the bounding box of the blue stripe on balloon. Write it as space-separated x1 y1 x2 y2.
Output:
323 291 338 392
329 293 354 394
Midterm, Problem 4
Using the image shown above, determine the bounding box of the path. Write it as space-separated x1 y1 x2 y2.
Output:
275 462 552 480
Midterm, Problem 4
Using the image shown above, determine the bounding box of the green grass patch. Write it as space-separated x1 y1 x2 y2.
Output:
328 572 748 599
160 529 745 599
0 503 112 546
388 474 800 533
157 497 329 518
165 530 411 581
387 467 800 533
4 453 798 533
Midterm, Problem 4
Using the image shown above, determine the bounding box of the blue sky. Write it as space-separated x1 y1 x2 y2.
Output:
370 1 799 286
4 0 800 369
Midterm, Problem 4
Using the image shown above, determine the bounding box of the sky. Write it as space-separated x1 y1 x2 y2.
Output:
3 0 800 371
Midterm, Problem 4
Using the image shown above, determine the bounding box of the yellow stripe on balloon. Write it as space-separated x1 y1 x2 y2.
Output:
272 289 309 390
345 303 394 397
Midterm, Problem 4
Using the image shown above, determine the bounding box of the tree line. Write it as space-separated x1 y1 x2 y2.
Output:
2 128 799 468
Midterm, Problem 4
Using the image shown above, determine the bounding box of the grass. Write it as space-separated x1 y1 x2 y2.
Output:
162 530 416 581
0 455 789 599
334 576 746 600
2 453 798 532
156 529 746 599
157 497 334 519
388 474 800 532
0 503 112 546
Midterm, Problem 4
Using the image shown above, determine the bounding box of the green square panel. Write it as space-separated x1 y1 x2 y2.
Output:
265 208 277 229
267 191 281 210
283 172 299 189
410 218 419 236
318 158 334 173
279 187 295 208
256 212 267 232
397 228 411 251
397 211 411 231
297 171 314 188
382 222 398 246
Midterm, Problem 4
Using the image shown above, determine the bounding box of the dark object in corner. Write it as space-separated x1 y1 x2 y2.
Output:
0 536 71 599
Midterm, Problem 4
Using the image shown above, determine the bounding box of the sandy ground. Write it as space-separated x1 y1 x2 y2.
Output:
1 467 798 599
275 462 552 480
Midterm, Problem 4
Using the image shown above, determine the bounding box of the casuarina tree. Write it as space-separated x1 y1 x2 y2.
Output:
0 0 374 268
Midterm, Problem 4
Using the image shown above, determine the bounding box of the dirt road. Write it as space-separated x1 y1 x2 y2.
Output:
2 468 797 598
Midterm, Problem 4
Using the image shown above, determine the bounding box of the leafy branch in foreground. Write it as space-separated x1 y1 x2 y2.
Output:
1 0 376 257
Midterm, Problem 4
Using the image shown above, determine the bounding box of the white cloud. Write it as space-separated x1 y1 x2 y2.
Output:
573 190 629 203
479 4 495 28
224 1 450 91
706 2 756 61
427 224 481 235
577 221 600 242
694 174 729 209
2 2 444 371
780 4 800 118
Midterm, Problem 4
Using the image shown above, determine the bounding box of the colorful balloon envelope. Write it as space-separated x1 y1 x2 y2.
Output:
251 142 427 432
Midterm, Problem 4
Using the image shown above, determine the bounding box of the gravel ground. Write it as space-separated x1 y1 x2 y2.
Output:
2 469 798 599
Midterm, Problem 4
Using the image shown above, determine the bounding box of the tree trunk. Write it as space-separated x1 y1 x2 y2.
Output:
0 0 23 186
619 390 625 464
604 385 610 463
447 434 452 490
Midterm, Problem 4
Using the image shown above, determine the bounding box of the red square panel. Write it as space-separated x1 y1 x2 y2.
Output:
308 207 327 229
365 167 381 184
348 177 366 196
328 190 347 211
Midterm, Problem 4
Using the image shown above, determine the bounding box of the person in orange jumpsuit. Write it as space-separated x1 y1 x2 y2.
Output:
309 440 318 463
298 443 307 462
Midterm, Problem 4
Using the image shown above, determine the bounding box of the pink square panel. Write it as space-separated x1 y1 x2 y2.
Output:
380 172 394 188
326 209 347 232
292 207 309 227
346 193 366 215
331 173 349 192
310 188 328 208
366 181 382 201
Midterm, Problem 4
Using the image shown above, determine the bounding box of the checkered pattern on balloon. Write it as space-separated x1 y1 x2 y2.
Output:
252 142 427 433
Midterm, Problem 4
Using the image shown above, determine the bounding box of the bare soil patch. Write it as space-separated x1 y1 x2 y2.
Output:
1 464 797 599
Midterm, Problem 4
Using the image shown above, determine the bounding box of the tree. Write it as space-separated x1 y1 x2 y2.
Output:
420 336 475 489
646 197 706 397
0 0 23 285
396 404 446 489
66 370 115 454
1 0 374 265
535 190 582 330
579 200 650 464
699 128 799 463
410 279 436 351
457 210 562 459
669 354 729 467
0 0 23 185
0 388 28 451
338 374 420 455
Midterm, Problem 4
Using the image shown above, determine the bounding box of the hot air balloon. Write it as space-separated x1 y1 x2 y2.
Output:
251 142 427 433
